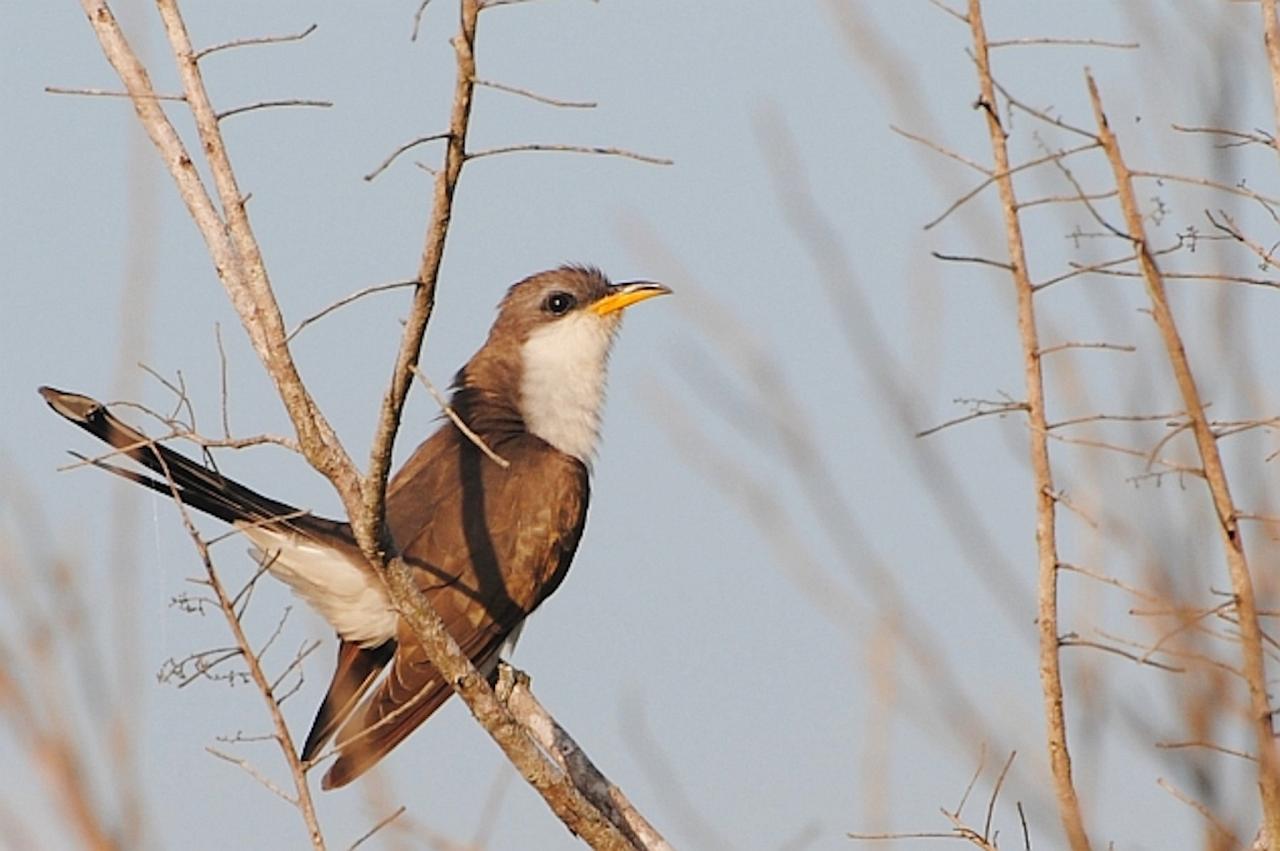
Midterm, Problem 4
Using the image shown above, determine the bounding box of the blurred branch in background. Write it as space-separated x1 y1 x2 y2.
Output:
0 473 144 850
641 0 1280 848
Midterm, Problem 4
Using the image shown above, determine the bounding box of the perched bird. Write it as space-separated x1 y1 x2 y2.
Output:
40 265 670 789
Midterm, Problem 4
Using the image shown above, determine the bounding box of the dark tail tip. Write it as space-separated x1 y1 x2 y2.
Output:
38 386 101 423
320 762 351 791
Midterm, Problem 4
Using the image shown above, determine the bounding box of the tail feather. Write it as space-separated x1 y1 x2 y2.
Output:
301 639 395 763
39 386 307 529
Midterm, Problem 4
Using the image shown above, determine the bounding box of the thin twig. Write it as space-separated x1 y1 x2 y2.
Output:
1059 637 1185 673
195 24 318 60
467 143 672 165
954 744 987 818
205 747 297 806
987 37 1137 49
473 77 596 108
916 401 1027 438
923 141 1098 230
1172 123 1273 149
215 323 231 439
931 251 1014 270
411 366 510 468
45 85 186 101
149 446 326 847
984 750 1016 842
215 99 332 122
411 0 432 40
1039 341 1135 356
1155 740 1258 763
926 0 968 24
285 280 419 343
347 806 407 851
890 124 990 175
1156 778 1242 847
362 133 450 182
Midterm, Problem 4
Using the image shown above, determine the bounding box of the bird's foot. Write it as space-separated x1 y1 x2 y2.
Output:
495 660 531 702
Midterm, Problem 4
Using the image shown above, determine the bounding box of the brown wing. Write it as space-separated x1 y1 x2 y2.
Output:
321 427 589 789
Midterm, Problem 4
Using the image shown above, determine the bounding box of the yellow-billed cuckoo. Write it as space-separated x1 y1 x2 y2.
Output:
39 265 669 789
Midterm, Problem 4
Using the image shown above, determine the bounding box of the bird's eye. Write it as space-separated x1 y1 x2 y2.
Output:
543 292 576 315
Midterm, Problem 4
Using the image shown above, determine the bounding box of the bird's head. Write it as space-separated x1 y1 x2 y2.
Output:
456 265 670 463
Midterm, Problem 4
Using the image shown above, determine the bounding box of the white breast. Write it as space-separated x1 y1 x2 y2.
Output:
519 311 618 464
239 524 397 647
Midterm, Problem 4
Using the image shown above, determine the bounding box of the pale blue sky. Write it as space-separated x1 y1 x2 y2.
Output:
4 2 1278 849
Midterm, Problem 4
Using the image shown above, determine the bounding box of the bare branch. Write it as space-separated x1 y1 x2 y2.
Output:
1088 69 1280 838
347 806 406 851
1156 777 1242 848
215 98 332 122
1262 0 1280 158
473 77 597 108
1038 341 1136 356
411 367 510 468
926 0 968 25
503 669 674 851
285 280 419 343
194 24 318 60
1205 208 1279 269
987 37 1138 49
1059 636 1185 673
983 750 1016 843
205 747 298 807
466 143 673 165
45 85 185 101
1172 123 1274 149
1155 740 1258 763
931 251 1014 270
890 124 991 175
362 133 450 182
916 400 1028 439
923 141 1098 230
968 5 1091 847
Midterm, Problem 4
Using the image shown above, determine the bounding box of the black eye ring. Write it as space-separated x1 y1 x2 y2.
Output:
544 291 576 315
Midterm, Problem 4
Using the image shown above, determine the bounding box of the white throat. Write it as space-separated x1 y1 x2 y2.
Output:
519 311 617 464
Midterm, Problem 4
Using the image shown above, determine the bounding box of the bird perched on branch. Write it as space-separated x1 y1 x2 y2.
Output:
40 265 670 789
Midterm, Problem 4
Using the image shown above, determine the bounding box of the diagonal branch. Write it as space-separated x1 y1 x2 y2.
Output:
966 3 1091 850
361 0 478 556
79 0 364 514
1086 68 1280 845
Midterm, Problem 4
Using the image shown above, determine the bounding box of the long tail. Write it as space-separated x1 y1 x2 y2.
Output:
38 386 308 529
40 386 399 773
